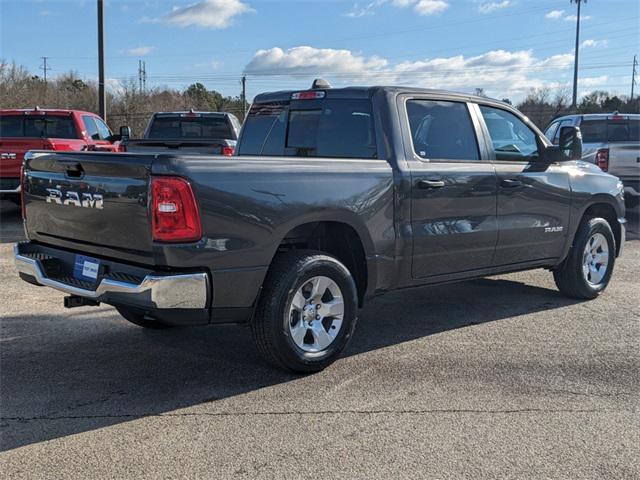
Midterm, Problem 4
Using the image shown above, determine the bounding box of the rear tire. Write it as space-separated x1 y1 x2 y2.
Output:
251 250 358 373
116 306 173 329
553 216 615 299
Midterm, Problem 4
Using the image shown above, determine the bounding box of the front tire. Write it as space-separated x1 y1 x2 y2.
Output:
553 216 616 299
251 250 358 373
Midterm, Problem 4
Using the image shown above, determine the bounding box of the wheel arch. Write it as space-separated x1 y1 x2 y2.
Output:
271 215 374 306
581 202 623 257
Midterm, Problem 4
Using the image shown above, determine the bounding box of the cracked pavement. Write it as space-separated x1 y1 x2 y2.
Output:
1 202 639 479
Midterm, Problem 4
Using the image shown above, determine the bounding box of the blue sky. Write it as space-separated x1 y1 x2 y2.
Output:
1 0 638 102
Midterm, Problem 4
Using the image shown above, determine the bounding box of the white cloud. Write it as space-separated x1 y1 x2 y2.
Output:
124 46 154 56
243 46 579 98
345 1 380 17
106 78 124 96
244 46 388 77
478 1 511 14
581 39 607 48
539 53 574 69
581 75 608 87
155 0 253 29
344 0 447 18
546 9 591 22
545 10 564 20
565 14 591 21
413 0 448 15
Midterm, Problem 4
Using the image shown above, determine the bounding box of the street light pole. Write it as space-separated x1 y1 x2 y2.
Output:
571 0 585 109
97 0 106 120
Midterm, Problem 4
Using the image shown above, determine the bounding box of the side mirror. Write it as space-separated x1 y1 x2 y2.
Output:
119 125 131 141
558 126 583 161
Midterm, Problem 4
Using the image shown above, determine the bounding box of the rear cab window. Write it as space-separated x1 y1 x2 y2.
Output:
580 118 640 143
147 115 235 140
238 95 377 159
0 114 79 139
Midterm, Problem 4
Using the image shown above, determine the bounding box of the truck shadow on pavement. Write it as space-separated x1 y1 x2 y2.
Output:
1 276 583 452
0 202 24 243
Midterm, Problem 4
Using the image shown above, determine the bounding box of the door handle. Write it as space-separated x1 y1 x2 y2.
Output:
417 179 445 189
500 179 523 188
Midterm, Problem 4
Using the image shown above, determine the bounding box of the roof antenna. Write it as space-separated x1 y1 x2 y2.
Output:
312 78 331 89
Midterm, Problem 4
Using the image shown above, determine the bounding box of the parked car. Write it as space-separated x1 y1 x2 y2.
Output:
120 110 240 156
0 108 121 204
544 113 640 208
15 83 626 372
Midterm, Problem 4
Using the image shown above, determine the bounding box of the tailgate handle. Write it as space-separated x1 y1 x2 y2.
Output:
60 161 84 178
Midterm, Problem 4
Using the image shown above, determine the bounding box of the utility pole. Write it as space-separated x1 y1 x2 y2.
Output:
40 57 50 85
97 0 106 120
241 75 247 119
138 60 143 92
570 0 586 109
631 55 638 101
143 61 147 92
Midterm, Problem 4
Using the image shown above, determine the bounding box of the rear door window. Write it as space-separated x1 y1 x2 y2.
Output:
407 100 479 161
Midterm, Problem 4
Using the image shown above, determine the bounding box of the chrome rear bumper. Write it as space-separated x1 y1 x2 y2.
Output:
14 244 208 309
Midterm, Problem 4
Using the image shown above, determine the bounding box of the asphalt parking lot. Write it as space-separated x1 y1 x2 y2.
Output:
1 201 638 479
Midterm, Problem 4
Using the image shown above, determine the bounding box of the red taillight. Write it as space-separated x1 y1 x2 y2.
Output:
151 176 202 243
222 145 234 156
595 148 609 172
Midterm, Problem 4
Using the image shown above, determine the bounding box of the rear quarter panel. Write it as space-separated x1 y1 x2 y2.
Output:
152 155 396 307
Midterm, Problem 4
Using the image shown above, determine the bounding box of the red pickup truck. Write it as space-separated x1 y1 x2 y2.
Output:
0 108 121 203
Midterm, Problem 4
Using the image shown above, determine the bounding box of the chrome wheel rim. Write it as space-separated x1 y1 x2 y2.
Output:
287 276 344 353
582 233 610 286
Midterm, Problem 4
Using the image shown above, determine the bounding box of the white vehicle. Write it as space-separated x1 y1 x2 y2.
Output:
545 113 640 208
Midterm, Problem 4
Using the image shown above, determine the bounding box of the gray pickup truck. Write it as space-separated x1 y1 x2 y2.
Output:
545 113 639 208
15 83 626 372
120 110 240 156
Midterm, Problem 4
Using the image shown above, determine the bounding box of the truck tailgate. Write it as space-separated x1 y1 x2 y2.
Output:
609 142 640 179
24 152 153 253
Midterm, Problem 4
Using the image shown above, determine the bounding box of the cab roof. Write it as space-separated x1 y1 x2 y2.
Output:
252 85 510 108
0 108 98 116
